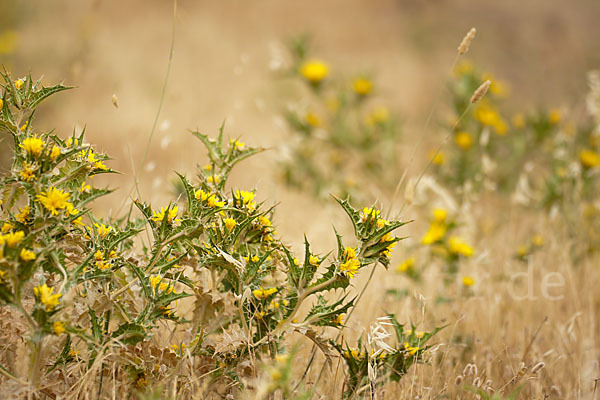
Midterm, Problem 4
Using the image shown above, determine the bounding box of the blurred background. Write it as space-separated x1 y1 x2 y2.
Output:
1 0 599 234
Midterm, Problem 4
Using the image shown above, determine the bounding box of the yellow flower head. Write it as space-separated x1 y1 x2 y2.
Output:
300 60 329 84
579 149 600 169
20 248 36 261
253 287 278 300
33 284 62 311
20 137 45 157
430 150 444 165
305 111 321 127
234 190 256 211
15 206 31 223
396 257 415 273
1 231 25 247
365 106 390 126
224 217 237 231
334 313 344 325
309 255 320 266
37 187 71 216
229 139 245 150
448 236 475 257
19 163 37 182
361 207 380 223
94 223 114 238
432 208 447 223
53 321 66 335
352 77 372 96
1 222 14 233
462 276 475 287
454 131 473 150
151 205 181 225
532 234 544 247
549 108 561 124
50 145 61 162
340 257 360 279
422 223 446 245
150 275 163 291
14 78 24 90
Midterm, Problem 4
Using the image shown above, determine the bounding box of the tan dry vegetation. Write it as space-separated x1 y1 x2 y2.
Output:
1 0 600 399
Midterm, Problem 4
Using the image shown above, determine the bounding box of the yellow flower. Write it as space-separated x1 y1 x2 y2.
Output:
224 217 236 231
454 131 473 150
1 222 14 233
19 248 36 261
229 139 245 150
361 207 380 223
253 287 278 299
206 175 220 185
66 137 79 148
516 244 529 258
365 106 390 126
305 111 321 127
309 255 320 266
1 231 25 247
474 104 507 135
532 234 544 247
579 149 600 169
95 260 112 270
150 275 163 290
549 109 561 124
340 257 360 279
79 182 91 193
334 313 344 325
352 77 372 96
396 257 415 273
422 223 446 245
33 284 62 311
234 190 256 211
430 150 444 165
15 206 31 223
50 145 61 161
94 223 114 238
151 205 181 224
448 236 474 257
454 60 473 76
53 321 66 335
432 208 447 223
300 60 329 84
19 163 37 182
14 78 24 90
37 187 71 216
20 137 45 157
404 342 420 356
380 233 397 257
462 276 475 287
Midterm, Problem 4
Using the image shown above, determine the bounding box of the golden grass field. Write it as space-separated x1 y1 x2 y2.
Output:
1 1 600 399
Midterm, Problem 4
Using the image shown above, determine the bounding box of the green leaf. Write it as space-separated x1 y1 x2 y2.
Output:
26 83 73 109
112 322 146 345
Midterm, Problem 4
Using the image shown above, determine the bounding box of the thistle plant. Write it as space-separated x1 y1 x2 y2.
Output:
0 72 439 398
276 35 402 202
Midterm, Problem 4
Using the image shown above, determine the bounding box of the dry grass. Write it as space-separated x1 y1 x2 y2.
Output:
1 1 600 399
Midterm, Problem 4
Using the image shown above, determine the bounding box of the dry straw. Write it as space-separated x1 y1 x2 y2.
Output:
470 80 491 104
458 28 476 55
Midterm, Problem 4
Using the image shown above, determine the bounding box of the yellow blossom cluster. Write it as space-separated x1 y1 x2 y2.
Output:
253 287 278 299
340 246 360 279
300 60 329 84
151 205 182 225
33 284 62 311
